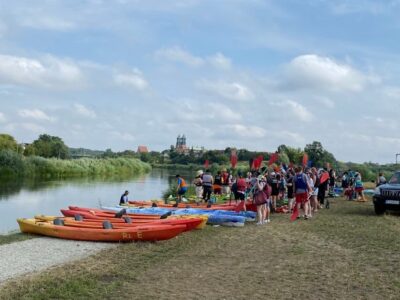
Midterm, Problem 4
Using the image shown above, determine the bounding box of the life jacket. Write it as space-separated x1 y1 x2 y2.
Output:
236 178 247 192
178 178 187 188
202 174 213 187
295 173 307 191
222 172 229 185
214 175 222 185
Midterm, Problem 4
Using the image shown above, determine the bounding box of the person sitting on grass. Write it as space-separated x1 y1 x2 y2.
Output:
175 174 188 206
119 190 129 205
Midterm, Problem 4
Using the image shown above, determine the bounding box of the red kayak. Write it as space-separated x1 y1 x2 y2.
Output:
128 201 236 211
69 206 161 219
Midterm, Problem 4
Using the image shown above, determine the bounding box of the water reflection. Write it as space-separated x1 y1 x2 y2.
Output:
0 168 194 233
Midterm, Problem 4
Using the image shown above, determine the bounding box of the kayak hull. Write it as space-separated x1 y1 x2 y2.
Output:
18 218 186 242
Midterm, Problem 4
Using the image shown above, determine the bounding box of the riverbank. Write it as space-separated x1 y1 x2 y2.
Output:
1 198 399 299
0 152 151 179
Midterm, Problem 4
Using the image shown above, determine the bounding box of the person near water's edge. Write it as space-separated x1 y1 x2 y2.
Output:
119 190 129 205
175 174 188 205
202 170 214 203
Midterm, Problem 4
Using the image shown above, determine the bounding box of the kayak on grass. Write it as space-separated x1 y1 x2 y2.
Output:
101 206 247 227
37 215 205 231
17 218 186 242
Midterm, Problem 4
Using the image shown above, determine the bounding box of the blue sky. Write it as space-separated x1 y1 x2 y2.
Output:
1 0 400 163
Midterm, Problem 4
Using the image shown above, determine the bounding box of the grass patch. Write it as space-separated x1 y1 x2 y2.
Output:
1 198 400 299
0 232 36 246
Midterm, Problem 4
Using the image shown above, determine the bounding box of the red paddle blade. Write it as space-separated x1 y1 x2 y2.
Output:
302 153 308 167
320 172 329 184
290 205 299 221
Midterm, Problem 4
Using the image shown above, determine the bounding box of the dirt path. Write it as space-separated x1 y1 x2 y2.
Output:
0 237 116 284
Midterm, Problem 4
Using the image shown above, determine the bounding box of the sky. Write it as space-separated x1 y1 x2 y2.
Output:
0 0 400 164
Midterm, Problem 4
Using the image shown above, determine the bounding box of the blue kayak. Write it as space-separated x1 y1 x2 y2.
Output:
101 206 247 227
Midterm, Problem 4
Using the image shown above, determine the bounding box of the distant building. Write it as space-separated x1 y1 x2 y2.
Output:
137 145 149 153
175 134 188 154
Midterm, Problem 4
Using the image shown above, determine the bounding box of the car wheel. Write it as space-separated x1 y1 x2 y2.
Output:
374 202 386 215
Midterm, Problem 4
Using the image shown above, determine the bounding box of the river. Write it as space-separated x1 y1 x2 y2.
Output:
0 168 194 234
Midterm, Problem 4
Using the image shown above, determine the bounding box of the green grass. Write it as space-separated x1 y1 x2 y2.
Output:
0 153 151 179
0 232 36 246
1 198 399 299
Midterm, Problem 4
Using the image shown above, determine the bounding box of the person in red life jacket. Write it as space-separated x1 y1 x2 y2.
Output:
235 172 247 201
175 174 187 205
293 166 312 219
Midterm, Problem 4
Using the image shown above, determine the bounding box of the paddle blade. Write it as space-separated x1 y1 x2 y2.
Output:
320 172 330 184
302 153 308 167
230 152 238 169
290 205 299 221
268 153 279 166
204 160 209 169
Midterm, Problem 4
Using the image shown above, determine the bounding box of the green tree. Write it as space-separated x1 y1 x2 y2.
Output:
304 141 336 167
31 134 69 159
0 134 18 152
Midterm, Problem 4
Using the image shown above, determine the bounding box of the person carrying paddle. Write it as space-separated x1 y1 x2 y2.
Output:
175 175 188 205
293 166 312 220
119 190 129 205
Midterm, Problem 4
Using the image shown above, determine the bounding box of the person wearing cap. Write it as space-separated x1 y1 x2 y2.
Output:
119 190 129 205
175 174 188 205
193 170 203 203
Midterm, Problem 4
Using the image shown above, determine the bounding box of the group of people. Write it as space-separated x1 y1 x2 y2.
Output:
187 165 339 224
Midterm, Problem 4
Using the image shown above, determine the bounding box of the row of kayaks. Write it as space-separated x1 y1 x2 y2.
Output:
17 202 256 242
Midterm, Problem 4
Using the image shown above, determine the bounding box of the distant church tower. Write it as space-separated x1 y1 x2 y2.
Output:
176 134 187 153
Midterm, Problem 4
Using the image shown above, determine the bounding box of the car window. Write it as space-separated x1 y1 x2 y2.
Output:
389 172 400 184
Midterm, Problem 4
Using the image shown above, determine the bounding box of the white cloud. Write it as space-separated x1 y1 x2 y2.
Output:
0 54 84 89
155 46 204 67
317 97 335 108
18 109 54 122
198 80 254 101
285 54 375 92
20 17 76 31
20 122 46 133
110 131 135 142
207 53 232 70
74 104 96 119
114 69 148 91
225 124 266 138
272 100 313 122
209 103 242 122
0 112 6 123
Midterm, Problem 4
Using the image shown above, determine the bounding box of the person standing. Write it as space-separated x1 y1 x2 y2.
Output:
318 170 329 208
376 172 387 187
175 175 188 205
286 169 295 212
193 170 203 203
202 169 214 203
119 190 129 205
293 166 312 219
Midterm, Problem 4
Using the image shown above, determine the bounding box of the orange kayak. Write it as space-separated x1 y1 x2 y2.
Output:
18 218 186 242
36 216 203 232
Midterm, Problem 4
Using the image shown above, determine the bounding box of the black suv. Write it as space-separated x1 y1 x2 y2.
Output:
373 171 400 214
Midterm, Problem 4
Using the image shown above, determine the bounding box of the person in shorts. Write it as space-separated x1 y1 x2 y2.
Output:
293 166 312 219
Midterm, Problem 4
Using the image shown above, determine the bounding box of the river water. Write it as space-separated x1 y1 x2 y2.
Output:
0 168 193 234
